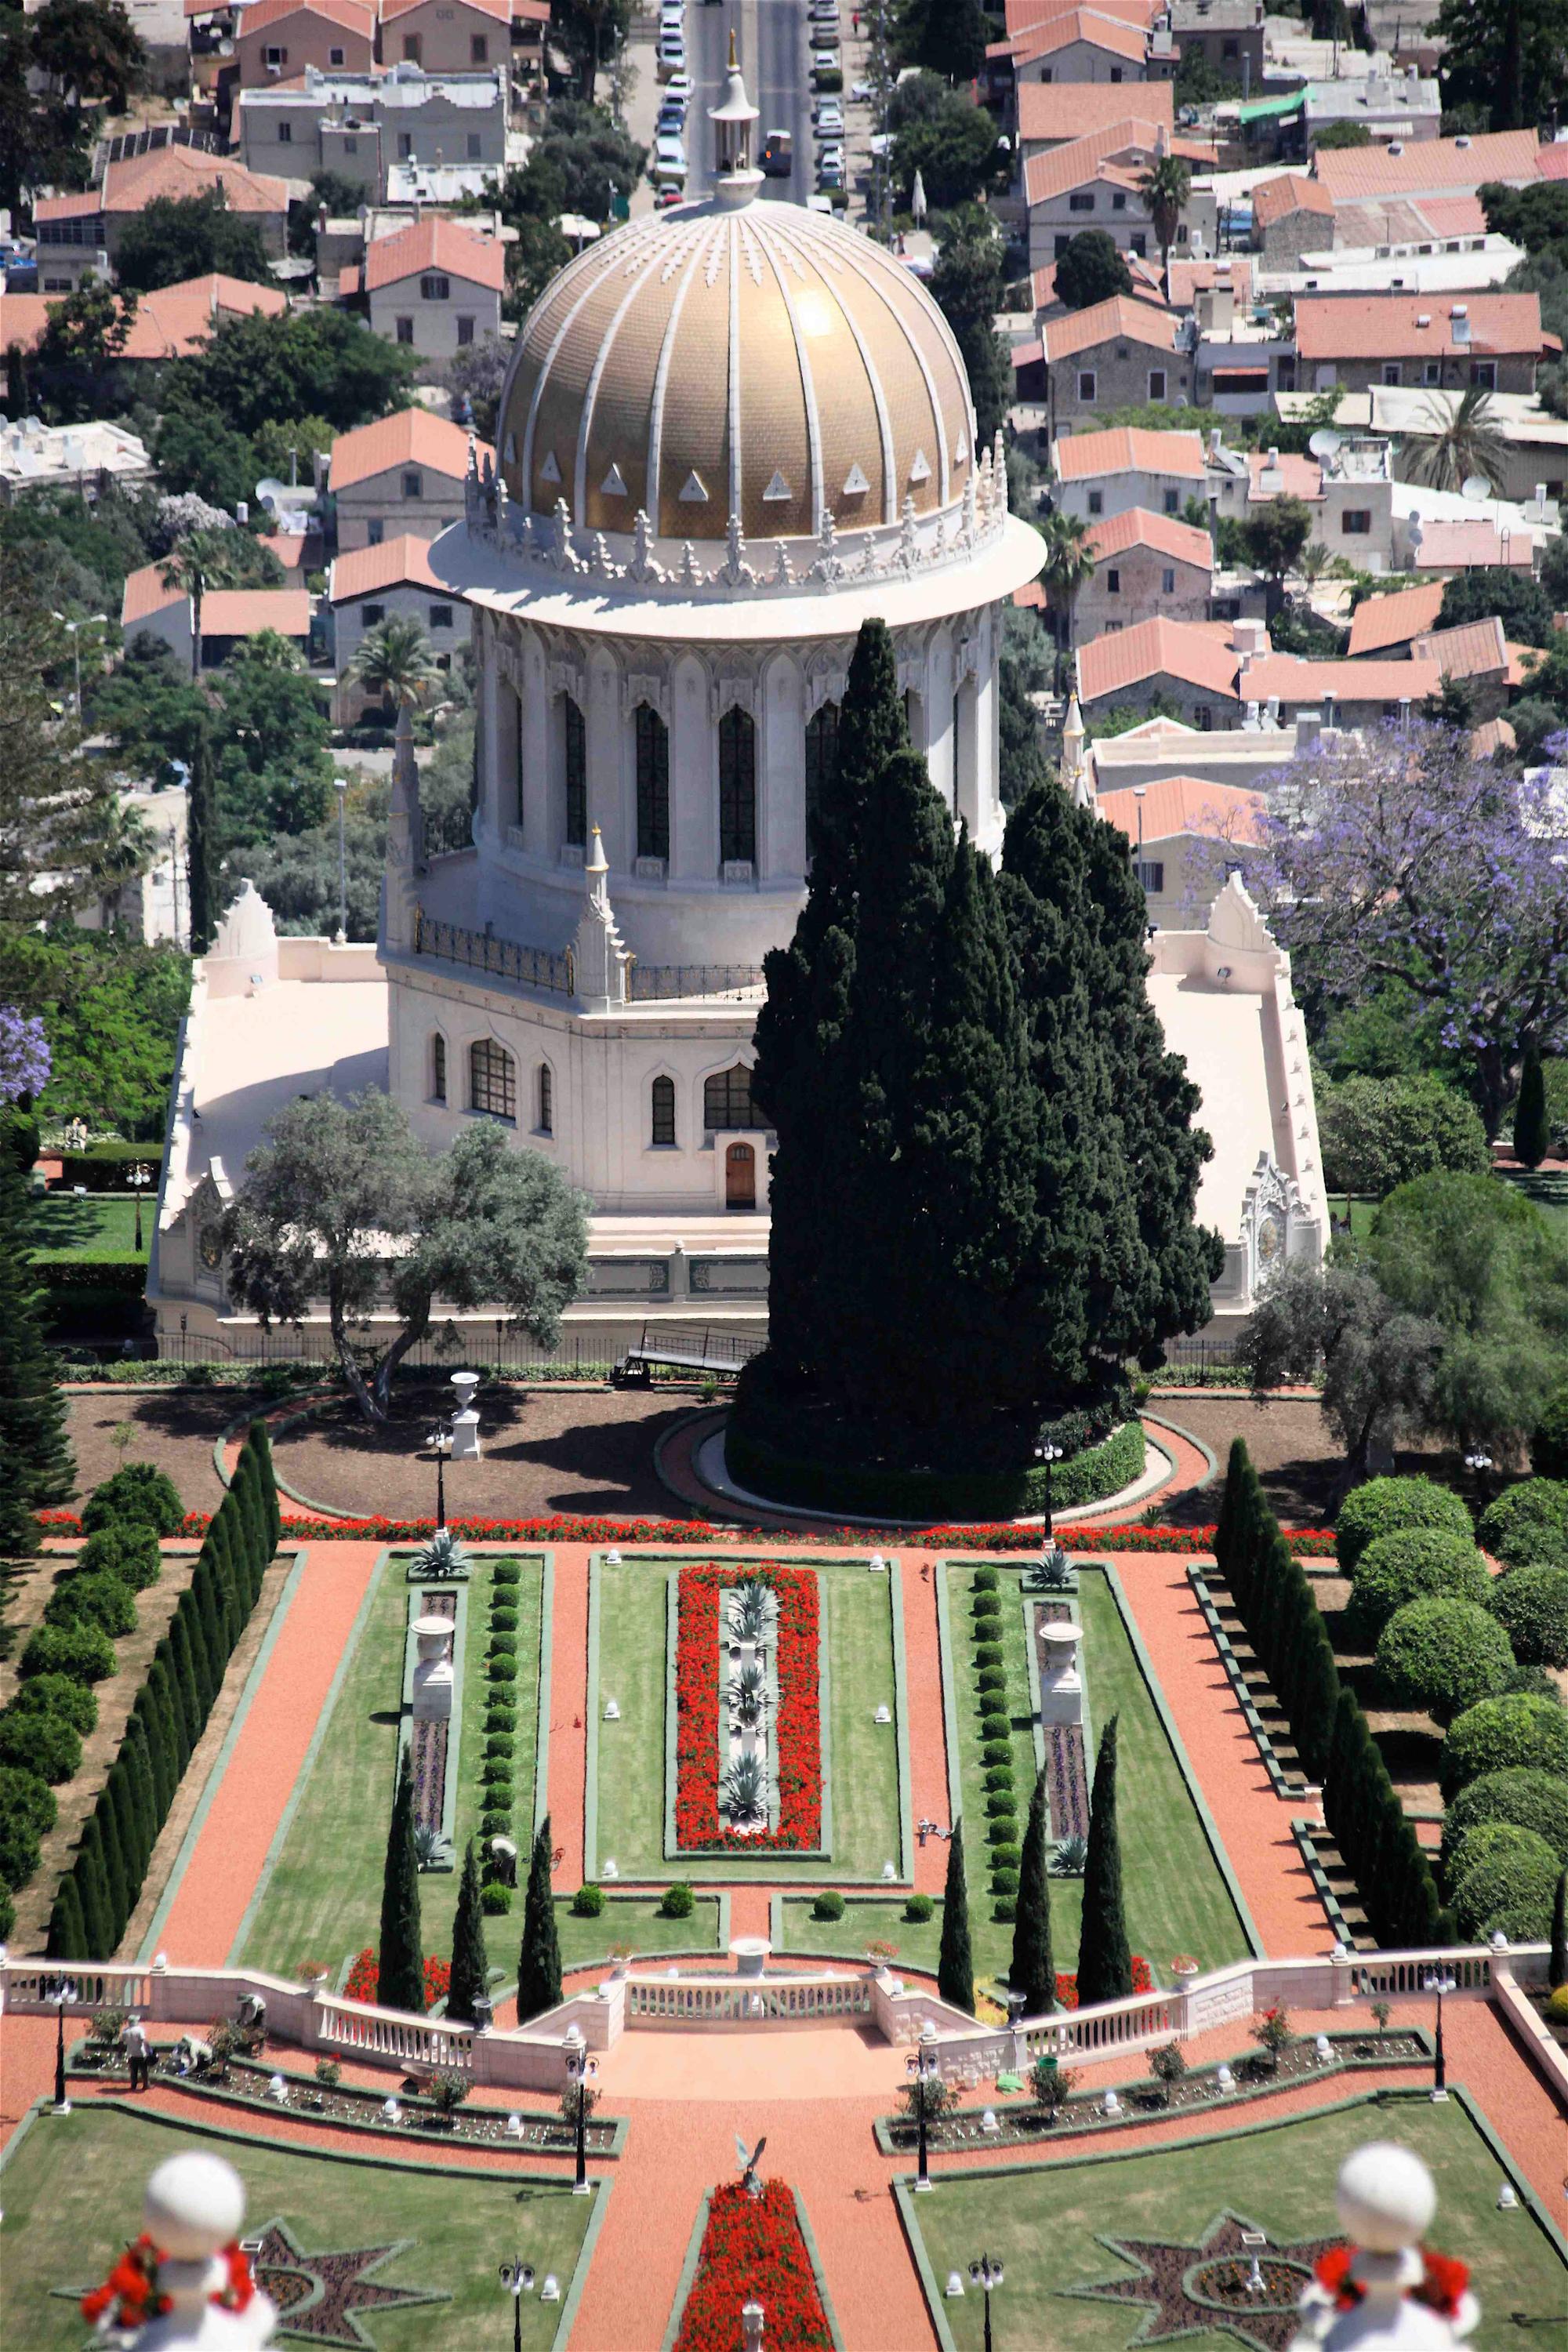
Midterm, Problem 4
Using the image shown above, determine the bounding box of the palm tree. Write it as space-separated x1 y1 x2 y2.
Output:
347 615 440 714
159 528 245 681
1405 387 1507 495
1294 541 1335 588
1039 510 1096 688
1138 154 1192 300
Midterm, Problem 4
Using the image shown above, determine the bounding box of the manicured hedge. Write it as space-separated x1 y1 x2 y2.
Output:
80 1462 183 1539
20 1621 116 1684
1440 1692 1568 1799
10 1674 97 1737
54 1145 162 1191
1441 1768 1568 1869
45 1570 137 1639
1447 1820 1552 1889
1488 1566 1568 1666
1477 1479 1568 1572
0 1708 81 1783
724 1414 1145 1523
35 1257 147 1294
1374 1598 1515 1724
1335 1476 1473 1574
1345 1530 1490 1647
1450 1828 1560 1940
77 1524 162 1591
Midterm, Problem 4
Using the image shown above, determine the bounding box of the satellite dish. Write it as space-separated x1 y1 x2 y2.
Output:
1308 428 1342 459
1460 474 1491 503
254 478 320 513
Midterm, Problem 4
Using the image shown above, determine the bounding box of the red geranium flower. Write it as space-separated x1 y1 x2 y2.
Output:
672 2181 833 2352
674 1564 822 1852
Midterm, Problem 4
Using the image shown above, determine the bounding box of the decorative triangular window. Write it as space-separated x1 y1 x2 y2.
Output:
841 462 869 495
539 448 561 485
678 470 710 503
909 448 931 484
953 431 968 466
762 469 792 502
600 462 628 496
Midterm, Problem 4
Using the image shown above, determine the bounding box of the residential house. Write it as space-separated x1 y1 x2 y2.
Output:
379 0 514 78
1401 513 1539 572
1410 617 1510 719
353 214 504 356
120 564 313 671
1008 6 1155 81
1095 773 1266 925
1040 296 1189 432
1076 614 1242 726
238 62 507 196
1294 292 1550 397
1250 173 1335 267
2 274 285 384
234 0 374 89
1346 579 1444 656
1052 423 1208 521
328 408 482 548
1331 192 1491 249
1023 119 1215 271
1015 77 1171 161
1309 127 1547 210
1242 652 1443 724
328 532 469 720
1088 707 1329 792
1189 270 1294 415
1255 235 1526 303
1170 0 1265 85
1301 66 1440 147
31 147 289 295
1075 505 1213 638
1207 438 1399 572
1295 384 1568 506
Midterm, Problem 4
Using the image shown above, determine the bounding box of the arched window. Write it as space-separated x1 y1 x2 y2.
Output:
635 702 669 860
704 1062 759 1131
718 706 756 865
537 1063 553 1134
562 695 586 848
509 683 524 826
470 1037 516 1122
650 1073 676 1147
804 699 838 848
431 1034 446 1102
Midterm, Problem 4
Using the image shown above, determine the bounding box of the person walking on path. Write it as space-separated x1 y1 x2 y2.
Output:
123 2015 151 2092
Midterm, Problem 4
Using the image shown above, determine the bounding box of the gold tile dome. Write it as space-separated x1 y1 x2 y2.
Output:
495 200 978 546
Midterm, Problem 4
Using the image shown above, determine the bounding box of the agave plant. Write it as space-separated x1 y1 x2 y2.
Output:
1051 1835 1088 1877
414 1526 469 1579
722 1751 768 1825
414 1824 441 1868
728 1661 768 1727
1029 1547 1073 1592
728 1583 770 1644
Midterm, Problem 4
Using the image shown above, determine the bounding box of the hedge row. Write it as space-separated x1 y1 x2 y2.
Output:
44 1425 281 1960
34 1258 148 1294
1215 1439 1450 1948
53 1147 161 1191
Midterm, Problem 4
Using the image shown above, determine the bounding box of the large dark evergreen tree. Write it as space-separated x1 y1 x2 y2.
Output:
1076 1715 1133 2006
1515 1044 1548 1170
446 1838 489 2024
937 1820 974 2013
0 1155 74 1555
377 1748 425 2014
1010 1769 1054 2015
517 1815 563 2024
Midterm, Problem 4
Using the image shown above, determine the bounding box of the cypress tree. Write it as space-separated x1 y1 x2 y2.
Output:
187 729 218 953
75 1817 113 1957
1009 1769 1054 2016
1515 1044 1548 1171
517 1815 563 2024
46 1869 88 1962
937 1820 974 2014
247 1418 281 1552
96 1790 129 1945
0 1154 75 1557
230 1448 269 1598
1077 1715 1133 2007
378 1747 425 2015
169 1606 205 1747
124 1717 158 1867
447 1839 489 2024
1296 1617 1341 1783
1230 1456 1266 1617
107 1762 143 1911
191 1561 226 1698
1214 1438 1249 1584
1550 1869 1567 1989
143 1659 181 1798
205 1515 241 1650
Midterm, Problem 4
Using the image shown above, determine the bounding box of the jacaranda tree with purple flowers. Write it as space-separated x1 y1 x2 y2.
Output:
1247 720 1568 1136
0 1007 49 1106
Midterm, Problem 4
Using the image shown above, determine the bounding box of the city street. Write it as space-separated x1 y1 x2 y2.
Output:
682 0 815 204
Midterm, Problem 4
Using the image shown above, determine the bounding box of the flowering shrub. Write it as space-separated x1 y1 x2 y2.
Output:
1053 1956 1152 2009
341 1948 452 2012
675 1563 822 1851
672 2181 833 2352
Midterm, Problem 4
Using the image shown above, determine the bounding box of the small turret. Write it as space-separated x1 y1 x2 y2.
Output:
709 32 762 209
572 826 630 1010
1058 695 1094 811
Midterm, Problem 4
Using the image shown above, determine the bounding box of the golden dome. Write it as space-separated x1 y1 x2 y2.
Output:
496 201 977 546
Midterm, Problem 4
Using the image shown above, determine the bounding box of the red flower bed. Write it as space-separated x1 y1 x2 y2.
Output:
674 1563 822 1852
1052 1956 1153 2009
342 1948 452 2012
673 2182 833 2352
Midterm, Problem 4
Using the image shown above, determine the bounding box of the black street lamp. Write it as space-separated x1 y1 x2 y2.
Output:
1034 1441 1063 1540
1424 1971 1456 2100
905 2022 940 2194
46 1974 78 2113
968 2253 1004 2352
425 1425 452 1531
499 2259 535 2352
563 2026 596 2194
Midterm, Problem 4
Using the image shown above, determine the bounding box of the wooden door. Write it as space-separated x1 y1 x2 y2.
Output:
725 1142 756 1210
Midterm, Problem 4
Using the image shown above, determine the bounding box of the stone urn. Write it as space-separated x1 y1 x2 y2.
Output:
410 1616 455 1722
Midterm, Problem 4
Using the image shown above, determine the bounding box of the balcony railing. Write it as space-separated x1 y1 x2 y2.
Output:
412 907 574 996
629 961 765 1002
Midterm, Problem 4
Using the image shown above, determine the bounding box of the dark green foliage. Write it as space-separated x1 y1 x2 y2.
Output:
1479 1479 1568 1570
74 1815 114 1956
0 1708 80 1782
1515 1045 1549 1169
1216 1446 1342 1779
1078 1715 1132 2006
78 1523 162 1591
116 192 272 295
96 1786 129 1940
20 1621 114 1683
938 1820 974 2013
80 1461 183 1537
812 1889 845 1922
135 1686 176 1819
0 1156 74 1555
9 1672 96 1737
979 1712 1010 1741
45 1868 88 1961
1489 1566 1568 1665
0 1765 51 1887
517 1816 563 2024
245 1419 282 1552
481 1882 510 1915
192 1557 225 1700
1010 1769 1054 2016
1054 230 1134 310
905 1893 935 1922
929 205 1011 445
1441 1693 1568 1798
1552 1868 1567 1987
377 1748 425 2016
1337 1475 1474 1572
446 1841 489 2025
1537 1387 1568 1479
661 1882 695 1918
1451 1828 1560 1939
1346 1530 1492 1645
168 1609 204 1748
108 1762 143 1905
1376 1597 1515 1722
45 1570 136 1639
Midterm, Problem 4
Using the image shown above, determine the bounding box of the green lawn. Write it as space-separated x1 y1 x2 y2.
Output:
554 1892 724 1970
904 2092 1566 2352
939 1563 1250 1994
237 1555 543 1978
31 1194 146 1259
590 1559 906 1883
0 2107 597 2352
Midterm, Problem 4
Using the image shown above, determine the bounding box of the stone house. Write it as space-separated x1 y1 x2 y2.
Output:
238 62 506 196
378 0 514 78
1095 772 1266 925
1250 174 1336 268
1075 506 1213 640
31 147 288 294
328 534 470 722
1243 652 1443 725
1024 118 1215 271
1294 292 1549 397
1052 423 1208 523
1171 0 1264 84
120 566 312 672
233 0 373 88
328 408 485 550
1015 77 1171 165
1011 6 1153 81
353 215 505 357
1041 295 1190 434
1076 614 1242 727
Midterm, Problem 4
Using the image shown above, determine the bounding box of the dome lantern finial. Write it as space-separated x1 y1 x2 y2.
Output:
709 32 761 207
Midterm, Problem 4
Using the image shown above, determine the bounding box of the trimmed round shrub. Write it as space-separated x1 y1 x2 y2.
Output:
812 1889 845 1922
485 1705 516 1734
1337 1476 1472 1573
975 1644 1004 1671
981 1741 1011 1769
20 1622 116 1685
9 1674 96 1737
80 1462 184 1537
0 1807 41 1892
45 1572 136 1639
1501 1664 1563 1699
984 1766 1014 1795
1347 1530 1491 1646
1535 1386 1568 1480
0 1710 80 1784
486 1655 517 1684
991 1868 1019 1897
572 1883 604 1918
481 1882 511 1915
1451 1831 1560 1940
1488 1566 1568 1666
492 1560 521 1585
904 1893 934 1922
1374 1597 1514 1722
488 1634 517 1658
1547 1985 1568 2021
974 1566 1000 1593
78 1524 162 1592
0 1763 57 1841
979 1712 1010 1741
1442 1768 1568 1870
977 1667 1007 1697
1478 1479 1568 1571
972 1592 1001 1621
989 1842 1021 1870
660 1882 695 1918
1441 1692 1568 1798
480 1809 510 1839
485 1734 515 1762
488 1608 518 1635
985 1789 1018 1820
993 1896 1017 1923
481 1760 512 1792
1447 1820 1552 1889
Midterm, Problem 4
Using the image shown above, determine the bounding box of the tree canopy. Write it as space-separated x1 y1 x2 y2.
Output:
114 191 274 295
1432 0 1568 129
1054 230 1134 310
1318 1073 1490 1197
929 204 1011 448
888 74 1000 210
0 926 191 1140
1437 564 1556 648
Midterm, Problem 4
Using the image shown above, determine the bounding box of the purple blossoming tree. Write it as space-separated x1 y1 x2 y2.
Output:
0 1007 49 1105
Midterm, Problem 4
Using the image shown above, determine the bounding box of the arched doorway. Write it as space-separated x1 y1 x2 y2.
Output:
725 1142 756 1210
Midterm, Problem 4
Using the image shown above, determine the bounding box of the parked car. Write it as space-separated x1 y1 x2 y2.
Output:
812 22 840 44
818 160 844 190
815 99 844 133
760 128 793 176
664 68 693 97
655 183 685 207
654 132 688 177
816 141 845 171
851 78 873 99
811 48 838 72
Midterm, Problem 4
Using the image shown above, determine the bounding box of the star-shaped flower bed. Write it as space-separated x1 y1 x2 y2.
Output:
1061 2212 1342 2352
247 2221 448 2349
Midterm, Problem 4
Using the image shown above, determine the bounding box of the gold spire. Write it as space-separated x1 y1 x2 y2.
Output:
728 26 737 65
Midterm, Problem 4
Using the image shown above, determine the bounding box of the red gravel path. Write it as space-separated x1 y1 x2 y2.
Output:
546 1546 591 1890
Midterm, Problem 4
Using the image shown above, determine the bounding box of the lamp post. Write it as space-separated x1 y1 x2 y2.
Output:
905 2020 940 2193
1423 1970 1456 2100
499 2259 535 2352
1464 1450 1493 1508
1134 781 1147 888
425 1425 452 1531
46 1973 78 2113
53 612 107 719
563 2024 595 2194
128 1161 154 1253
333 776 350 942
967 2253 1004 2352
1034 1440 1063 1540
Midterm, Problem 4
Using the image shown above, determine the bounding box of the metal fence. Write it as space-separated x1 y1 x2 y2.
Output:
413 908 573 996
147 1323 702 1377
628 961 765 1002
1162 1335 1243 1369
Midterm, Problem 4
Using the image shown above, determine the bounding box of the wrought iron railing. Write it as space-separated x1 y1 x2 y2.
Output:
628 961 765 1001
412 907 574 996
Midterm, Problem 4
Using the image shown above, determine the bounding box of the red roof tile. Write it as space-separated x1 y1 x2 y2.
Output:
1247 450 1323 503
1252 173 1334 227
1011 6 1149 56
122 562 183 626
1084 504 1213 568
1345 579 1443 655
1023 118 1171 207
1410 518 1536 569
328 407 483 492
235 0 372 33
1098 775 1268 846
1040 294 1178 363
1077 616 1241 702
1244 654 1443 704
1410 616 1508 679
1053 424 1207 481
362 216 506 294
1312 128 1543 205
198 589 311 638
329 533 443 599
1017 78 1171 144
1294 292 1544 362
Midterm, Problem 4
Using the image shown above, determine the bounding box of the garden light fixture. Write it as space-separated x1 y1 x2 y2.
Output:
968 2253 1004 2352
499 2258 535 2352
